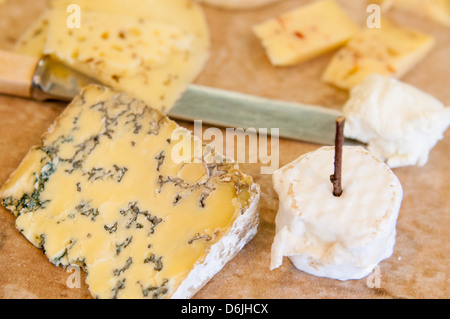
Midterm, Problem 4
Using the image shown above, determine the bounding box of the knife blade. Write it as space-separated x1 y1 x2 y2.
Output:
170 84 343 145
0 50 347 145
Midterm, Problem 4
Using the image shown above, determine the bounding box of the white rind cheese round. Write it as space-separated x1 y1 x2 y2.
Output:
343 74 450 168
271 146 403 281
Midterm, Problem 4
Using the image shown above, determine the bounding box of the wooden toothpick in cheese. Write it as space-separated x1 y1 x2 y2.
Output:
271 146 403 281
0 84 260 299
252 0 359 66
15 0 210 113
322 19 435 90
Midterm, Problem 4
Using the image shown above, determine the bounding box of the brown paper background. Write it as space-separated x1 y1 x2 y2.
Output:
0 0 449 299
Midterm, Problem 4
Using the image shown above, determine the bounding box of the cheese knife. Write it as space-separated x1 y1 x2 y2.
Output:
0 49 346 145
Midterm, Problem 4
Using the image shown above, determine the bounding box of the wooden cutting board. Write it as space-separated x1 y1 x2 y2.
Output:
0 0 449 299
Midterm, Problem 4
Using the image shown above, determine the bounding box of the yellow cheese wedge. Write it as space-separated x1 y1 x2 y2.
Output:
375 0 450 27
322 19 435 90
0 84 260 299
421 0 450 26
15 0 210 113
14 11 50 57
252 0 359 66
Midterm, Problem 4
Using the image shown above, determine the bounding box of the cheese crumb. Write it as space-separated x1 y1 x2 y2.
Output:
343 74 450 168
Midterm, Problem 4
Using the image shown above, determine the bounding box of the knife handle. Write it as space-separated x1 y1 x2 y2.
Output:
0 49 39 98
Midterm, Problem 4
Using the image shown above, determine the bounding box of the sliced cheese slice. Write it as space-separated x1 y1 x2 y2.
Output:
252 0 359 66
14 10 50 57
322 19 435 90
15 0 210 113
376 0 450 27
0 84 260 299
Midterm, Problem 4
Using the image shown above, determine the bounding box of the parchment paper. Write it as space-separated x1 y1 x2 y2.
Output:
0 0 448 299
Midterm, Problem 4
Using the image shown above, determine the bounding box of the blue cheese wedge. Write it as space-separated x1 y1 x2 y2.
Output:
0 85 260 299
252 0 359 66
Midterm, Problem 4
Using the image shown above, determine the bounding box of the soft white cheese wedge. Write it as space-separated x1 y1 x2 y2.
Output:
271 146 403 281
376 0 450 27
14 11 50 57
343 74 450 168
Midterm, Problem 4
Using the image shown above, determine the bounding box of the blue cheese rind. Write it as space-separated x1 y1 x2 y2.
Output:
0 84 260 299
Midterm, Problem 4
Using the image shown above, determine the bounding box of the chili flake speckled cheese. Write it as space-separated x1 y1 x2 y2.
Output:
15 0 210 113
252 0 359 66
14 11 50 57
0 84 260 299
322 19 435 90
197 0 282 9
